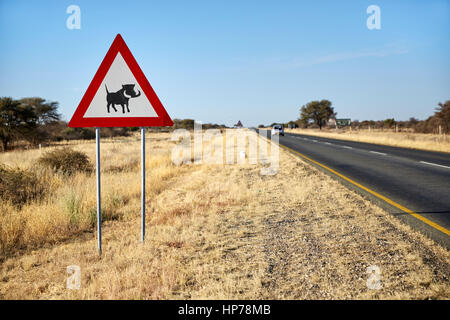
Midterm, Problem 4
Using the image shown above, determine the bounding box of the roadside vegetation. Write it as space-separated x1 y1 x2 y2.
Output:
37 148 93 175
0 131 448 299
0 133 188 258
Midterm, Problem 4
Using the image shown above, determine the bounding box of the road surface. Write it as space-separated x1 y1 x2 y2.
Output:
260 130 450 248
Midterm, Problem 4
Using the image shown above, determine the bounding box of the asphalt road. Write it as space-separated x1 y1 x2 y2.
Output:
261 130 450 248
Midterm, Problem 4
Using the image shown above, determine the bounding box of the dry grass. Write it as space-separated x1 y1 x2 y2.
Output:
0 130 449 299
285 128 450 153
0 133 190 257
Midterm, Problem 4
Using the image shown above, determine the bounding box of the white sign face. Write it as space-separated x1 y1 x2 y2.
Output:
83 53 158 118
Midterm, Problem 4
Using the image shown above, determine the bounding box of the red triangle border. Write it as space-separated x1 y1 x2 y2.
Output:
68 34 173 128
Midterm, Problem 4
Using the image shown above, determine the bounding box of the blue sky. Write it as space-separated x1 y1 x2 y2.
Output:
0 0 449 127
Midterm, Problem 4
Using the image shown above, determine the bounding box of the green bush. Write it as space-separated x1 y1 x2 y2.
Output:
37 148 93 175
0 165 47 206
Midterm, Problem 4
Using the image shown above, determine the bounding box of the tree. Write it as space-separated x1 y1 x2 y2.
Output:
287 121 298 128
383 118 396 129
299 100 335 130
18 98 61 144
0 97 37 151
19 98 60 125
435 101 450 133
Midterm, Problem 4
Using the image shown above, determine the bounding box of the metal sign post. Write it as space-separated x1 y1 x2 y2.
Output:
95 128 102 255
68 34 173 253
141 127 146 242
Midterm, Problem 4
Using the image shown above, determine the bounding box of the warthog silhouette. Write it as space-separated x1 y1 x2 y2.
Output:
105 84 141 113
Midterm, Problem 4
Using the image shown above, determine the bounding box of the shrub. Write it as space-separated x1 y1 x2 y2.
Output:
0 165 47 206
101 127 132 138
37 148 93 175
60 127 95 140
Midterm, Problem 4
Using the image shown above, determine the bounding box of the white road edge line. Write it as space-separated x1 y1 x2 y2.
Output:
342 146 353 149
370 151 387 156
324 142 332 145
420 161 450 169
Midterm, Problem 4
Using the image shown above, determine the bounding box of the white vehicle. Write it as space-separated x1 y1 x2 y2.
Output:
271 124 284 136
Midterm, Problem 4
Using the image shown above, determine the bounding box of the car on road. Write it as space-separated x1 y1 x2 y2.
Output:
271 124 284 136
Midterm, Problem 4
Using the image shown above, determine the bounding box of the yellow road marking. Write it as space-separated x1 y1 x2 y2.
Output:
278 143 450 236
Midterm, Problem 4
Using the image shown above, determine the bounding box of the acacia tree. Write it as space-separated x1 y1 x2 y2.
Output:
384 118 396 129
299 100 336 130
19 98 60 125
18 98 61 144
0 97 37 151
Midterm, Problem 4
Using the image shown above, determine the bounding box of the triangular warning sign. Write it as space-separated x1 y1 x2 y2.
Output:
69 34 173 127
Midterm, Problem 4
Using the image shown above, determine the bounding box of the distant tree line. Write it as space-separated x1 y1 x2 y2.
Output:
0 96 142 151
0 97 229 152
171 119 227 130
350 101 450 133
263 100 450 134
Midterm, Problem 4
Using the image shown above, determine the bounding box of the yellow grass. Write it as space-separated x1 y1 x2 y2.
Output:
0 133 190 256
0 131 449 299
285 128 450 153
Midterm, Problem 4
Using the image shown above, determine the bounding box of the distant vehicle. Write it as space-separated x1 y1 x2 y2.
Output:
271 124 284 136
